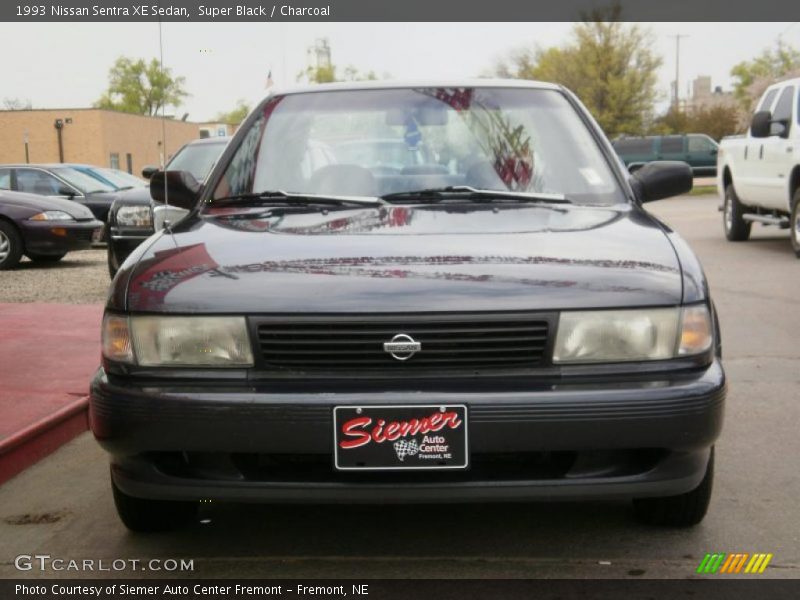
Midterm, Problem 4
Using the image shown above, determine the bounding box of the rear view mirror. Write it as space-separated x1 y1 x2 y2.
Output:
750 111 772 138
141 165 158 180
57 185 76 197
149 170 200 210
631 161 693 203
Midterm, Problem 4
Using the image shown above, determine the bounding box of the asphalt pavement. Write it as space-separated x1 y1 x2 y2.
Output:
0 194 798 579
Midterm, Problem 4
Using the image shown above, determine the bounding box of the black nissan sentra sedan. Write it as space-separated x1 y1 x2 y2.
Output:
91 81 726 532
0 188 102 269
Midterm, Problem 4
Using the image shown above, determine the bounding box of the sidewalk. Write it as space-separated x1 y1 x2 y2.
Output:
0 302 103 484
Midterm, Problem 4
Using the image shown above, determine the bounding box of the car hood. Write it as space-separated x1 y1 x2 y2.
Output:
121 204 685 313
0 190 96 220
112 187 152 206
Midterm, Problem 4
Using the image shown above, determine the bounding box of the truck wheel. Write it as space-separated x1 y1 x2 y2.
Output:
0 221 24 270
791 189 800 258
112 475 197 532
26 252 67 263
723 184 751 241
632 448 714 527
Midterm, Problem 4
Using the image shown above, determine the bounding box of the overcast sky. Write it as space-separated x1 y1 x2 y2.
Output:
1 22 797 121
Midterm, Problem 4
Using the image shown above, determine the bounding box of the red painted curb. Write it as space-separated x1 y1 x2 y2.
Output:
0 396 89 485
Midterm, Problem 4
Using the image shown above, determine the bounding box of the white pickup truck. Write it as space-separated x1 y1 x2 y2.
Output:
717 77 800 257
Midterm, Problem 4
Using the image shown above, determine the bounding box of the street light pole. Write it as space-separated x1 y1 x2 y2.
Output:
670 34 689 111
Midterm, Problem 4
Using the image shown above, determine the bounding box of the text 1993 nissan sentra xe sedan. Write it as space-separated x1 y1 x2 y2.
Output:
91 81 725 531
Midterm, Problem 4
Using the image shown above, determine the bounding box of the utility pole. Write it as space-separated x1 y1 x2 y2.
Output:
670 34 689 111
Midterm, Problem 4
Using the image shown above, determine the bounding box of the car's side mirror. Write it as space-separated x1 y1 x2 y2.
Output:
141 165 158 180
750 111 772 138
630 161 693 203
56 185 76 197
149 170 201 210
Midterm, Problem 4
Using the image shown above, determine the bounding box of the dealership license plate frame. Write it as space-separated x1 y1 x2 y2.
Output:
333 404 469 471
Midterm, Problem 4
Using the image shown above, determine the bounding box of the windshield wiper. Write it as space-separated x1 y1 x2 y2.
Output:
381 186 570 204
212 190 387 207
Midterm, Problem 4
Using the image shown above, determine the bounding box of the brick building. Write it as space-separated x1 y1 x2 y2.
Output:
0 108 202 177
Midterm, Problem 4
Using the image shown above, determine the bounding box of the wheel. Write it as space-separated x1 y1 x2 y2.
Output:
633 448 714 527
791 188 800 259
26 252 67 263
723 184 751 241
107 244 119 278
111 475 197 532
0 220 24 270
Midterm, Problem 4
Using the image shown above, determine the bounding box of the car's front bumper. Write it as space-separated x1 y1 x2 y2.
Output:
90 360 725 503
21 219 103 254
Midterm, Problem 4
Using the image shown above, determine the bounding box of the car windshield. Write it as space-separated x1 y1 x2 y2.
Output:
167 143 226 182
52 167 116 193
96 168 147 189
210 87 625 207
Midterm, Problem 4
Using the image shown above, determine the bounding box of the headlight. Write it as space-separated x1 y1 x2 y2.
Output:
29 211 74 221
102 315 253 367
116 205 153 228
553 305 712 364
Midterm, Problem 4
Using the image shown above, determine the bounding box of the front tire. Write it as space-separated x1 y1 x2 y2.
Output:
723 184 751 241
791 188 800 258
112 475 197 532
0 221 24 270
633 448 714 527
26 252 67 263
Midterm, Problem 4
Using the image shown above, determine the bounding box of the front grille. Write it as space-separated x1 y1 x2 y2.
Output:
255 313 552 372
72 228 95 242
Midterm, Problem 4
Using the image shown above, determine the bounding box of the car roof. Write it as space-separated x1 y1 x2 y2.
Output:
186 136 231 146
263 78 561 99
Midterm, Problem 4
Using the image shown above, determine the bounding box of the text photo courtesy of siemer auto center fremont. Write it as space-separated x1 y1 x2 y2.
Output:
0 4 799 591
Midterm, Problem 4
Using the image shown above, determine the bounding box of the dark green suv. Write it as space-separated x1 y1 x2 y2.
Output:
612 134 718 176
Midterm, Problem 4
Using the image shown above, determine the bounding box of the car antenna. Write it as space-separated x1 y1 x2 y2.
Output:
157 16 171 229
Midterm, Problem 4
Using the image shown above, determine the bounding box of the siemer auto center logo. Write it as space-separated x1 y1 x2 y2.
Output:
696 552 773 574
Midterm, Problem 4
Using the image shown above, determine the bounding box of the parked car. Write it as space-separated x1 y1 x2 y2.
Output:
717 78 800 257
0 187 102 270
612 134 719 176
106 137 230 278
92 80 725 532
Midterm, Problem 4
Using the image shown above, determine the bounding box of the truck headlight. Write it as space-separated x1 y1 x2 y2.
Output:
553 305 712 364
102 315 253 367
116 205 153 228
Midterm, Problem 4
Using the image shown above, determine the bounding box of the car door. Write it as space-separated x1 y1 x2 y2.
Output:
758 85 796 212
686 135 718 175
737 87 780 204
657 135 687 163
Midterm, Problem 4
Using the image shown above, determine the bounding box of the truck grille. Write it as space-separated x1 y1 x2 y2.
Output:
255 314 552 372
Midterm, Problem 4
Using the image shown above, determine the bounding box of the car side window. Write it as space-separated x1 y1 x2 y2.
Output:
660 136 684 154
687 136 716 153
758 88 779 112
771 86 794 135
0 168 11 190
16 169 63 195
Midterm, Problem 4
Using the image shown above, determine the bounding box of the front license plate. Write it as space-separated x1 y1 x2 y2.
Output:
333 404 468 471
91 227 104 243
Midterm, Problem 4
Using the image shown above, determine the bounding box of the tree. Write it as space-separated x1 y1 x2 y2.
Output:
3 97 32 110
650 104 742 141
95 57 188 116
215 100 251 125
731 40 800 110
493 4 662 137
